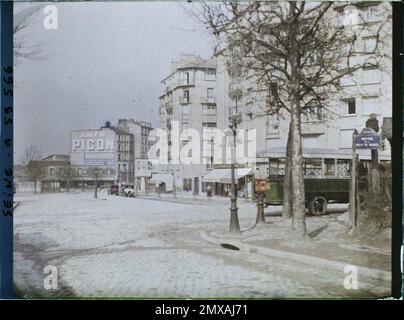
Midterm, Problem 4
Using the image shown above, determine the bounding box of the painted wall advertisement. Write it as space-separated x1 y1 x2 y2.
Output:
70 130 116 166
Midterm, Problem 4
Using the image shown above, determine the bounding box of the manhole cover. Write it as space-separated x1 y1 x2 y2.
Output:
220 243 240 250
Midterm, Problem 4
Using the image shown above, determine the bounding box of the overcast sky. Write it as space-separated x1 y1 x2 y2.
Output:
14 1 214 164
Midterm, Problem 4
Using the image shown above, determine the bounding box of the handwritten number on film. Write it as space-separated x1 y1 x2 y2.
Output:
2 66 13 217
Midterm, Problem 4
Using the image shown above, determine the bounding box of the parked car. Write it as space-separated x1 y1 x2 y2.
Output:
108 184 119 195
123 187 136 197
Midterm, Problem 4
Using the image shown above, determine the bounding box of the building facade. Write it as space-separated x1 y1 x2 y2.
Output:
117 119 154 192
70 125 134 188
158 53 222 192
214 1 392 182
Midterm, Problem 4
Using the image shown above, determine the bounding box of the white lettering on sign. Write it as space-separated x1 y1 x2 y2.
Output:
71 138 114 152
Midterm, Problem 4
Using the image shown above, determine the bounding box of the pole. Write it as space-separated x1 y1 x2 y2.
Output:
349 130 358 230
256 193 266 225
229 124 240 232
371 148 380 193
173 172 176 198
94 169 98 199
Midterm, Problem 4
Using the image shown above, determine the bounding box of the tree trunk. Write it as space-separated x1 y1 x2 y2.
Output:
290 105 306 237
288 32 307 237
282 124 293 219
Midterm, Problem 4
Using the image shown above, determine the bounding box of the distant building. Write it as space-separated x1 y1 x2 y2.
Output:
70 124 134 188
117 119 154 192
14 155 70 193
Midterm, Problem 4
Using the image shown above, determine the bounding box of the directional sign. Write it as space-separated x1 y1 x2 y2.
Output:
354 128 380 149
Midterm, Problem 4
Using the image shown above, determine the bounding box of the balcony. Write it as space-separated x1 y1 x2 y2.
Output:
180 97 191 104
164 102 173 114
177 78 195 87
228 82 242 98
301 121 325 135
200 96 216 104
202 108 217 116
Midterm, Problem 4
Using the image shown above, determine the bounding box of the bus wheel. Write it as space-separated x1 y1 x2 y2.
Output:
309 196 327 216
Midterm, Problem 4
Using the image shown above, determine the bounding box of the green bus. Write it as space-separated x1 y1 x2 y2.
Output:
264 156 351 215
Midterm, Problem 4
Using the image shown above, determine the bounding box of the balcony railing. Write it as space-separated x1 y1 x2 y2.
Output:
228 82 242 98
301 121 325 135
177 78 194 87
200 96 216 104
180 97 191 104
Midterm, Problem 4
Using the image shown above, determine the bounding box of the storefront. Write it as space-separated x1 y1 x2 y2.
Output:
202 168 253 197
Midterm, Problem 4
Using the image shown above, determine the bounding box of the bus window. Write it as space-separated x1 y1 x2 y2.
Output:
324 159 336 176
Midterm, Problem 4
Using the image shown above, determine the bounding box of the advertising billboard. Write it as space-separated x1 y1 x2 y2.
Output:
70 129 116 166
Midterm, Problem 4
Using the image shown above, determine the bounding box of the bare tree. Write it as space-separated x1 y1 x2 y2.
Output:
88 167 102 199
20 145 42 165
195 1 391 237
14 4 44 64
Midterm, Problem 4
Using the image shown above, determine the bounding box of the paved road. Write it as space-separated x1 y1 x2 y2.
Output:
13 192 388 298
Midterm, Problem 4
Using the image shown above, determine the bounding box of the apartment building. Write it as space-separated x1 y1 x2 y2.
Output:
215 2 392 180
117 119 154 191
158 53 221 192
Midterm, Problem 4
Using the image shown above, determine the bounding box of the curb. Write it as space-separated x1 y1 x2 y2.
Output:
134 195 227 206
200 230 391 283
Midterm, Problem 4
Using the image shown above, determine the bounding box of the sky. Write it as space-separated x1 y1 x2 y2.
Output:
14 1 214 164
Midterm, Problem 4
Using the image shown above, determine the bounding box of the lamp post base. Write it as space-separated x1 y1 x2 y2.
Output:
229 198 240 232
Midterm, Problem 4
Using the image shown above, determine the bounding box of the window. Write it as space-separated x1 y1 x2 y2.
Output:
342 98 356 115
361 68 380 84
246 88 253 103
268 83 278 100
205 69 216 80
360 5 379 23
202 122 216 128
183 90 189 102
202 105 216 115
207 88 214 99
363 37 377 53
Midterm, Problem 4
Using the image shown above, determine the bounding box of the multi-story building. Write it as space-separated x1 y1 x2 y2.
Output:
70 124 134 189
117 118 154 192
158 53 220 192
214 1 392 182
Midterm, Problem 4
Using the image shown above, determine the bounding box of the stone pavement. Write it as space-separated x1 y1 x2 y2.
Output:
13 192 391 298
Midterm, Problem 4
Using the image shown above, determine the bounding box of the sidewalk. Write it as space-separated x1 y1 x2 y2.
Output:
135 191 253 205
199 218 391 283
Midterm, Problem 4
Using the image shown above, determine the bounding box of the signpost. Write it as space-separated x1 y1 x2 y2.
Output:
350 125 381 231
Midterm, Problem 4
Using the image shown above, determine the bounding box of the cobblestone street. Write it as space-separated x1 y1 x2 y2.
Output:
13 192 390 298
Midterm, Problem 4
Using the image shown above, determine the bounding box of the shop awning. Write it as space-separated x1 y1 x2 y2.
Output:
149 173 173 191
202 168 253 184
202 169 229 183
220 168 253 184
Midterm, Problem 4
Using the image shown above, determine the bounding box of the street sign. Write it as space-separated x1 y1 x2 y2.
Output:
354 128 380 149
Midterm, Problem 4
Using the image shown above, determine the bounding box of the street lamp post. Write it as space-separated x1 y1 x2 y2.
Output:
229 122 240 232
172 172 176 198
93 167 99 199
